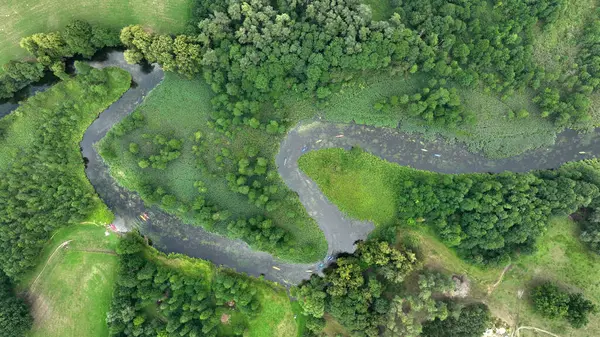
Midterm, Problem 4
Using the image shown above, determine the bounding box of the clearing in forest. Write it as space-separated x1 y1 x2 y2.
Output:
17 225 120 337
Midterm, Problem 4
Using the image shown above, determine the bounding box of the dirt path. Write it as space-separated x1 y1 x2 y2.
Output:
487 263 512 295
514 326 561 337
28 240 72 294
73 248 117 255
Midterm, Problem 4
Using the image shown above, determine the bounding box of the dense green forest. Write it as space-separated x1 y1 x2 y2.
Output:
0 271 32 337
0 65 130 278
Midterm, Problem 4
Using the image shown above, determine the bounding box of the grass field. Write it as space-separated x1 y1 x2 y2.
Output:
99 73 327 262
0 0 194 66
17 225 120 337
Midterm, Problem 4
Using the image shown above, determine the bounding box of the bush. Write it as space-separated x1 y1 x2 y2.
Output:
0 271 32 337
531 281 596 328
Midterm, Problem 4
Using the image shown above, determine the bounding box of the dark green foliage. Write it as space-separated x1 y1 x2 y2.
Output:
421 303 491 337
107 232 260 337
295 240 421 336
0 61 45 99
580 209 600 253
20 20 120 66
0 68 128 278
227 216 291 252
395 160 600 264
136 134 183 170
567 292 597 328
0 271 32 337
295 239 480 337
531 281 596 328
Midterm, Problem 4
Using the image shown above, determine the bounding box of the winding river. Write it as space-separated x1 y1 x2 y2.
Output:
7 51 600 286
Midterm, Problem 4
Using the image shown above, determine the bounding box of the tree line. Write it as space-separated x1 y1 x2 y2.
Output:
0 20 120 100
394 158 600 264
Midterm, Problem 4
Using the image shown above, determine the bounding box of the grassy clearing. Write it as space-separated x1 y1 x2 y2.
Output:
362 0 393 21
298 147 399 225
322 314 351 337
100 73 327 262
17 225 120 337
290 71 558 158
246 284 297 337
0 0 194 66
299 147 423 226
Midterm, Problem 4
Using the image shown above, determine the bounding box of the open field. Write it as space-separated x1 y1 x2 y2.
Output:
0 0 193 65
17 225 120 337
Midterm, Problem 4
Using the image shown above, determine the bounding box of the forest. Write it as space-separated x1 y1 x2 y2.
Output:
0 64 130 278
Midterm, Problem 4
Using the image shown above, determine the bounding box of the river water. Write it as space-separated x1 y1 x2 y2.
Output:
3 51 600 286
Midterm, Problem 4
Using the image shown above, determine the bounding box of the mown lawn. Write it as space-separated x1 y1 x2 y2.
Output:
0 0 193 66
99 73 327 262
300 148 600 336
17 225 120 337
